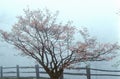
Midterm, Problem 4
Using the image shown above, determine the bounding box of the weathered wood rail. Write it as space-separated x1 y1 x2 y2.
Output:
0 65 120 79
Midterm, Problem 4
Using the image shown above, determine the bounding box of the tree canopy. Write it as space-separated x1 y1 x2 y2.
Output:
0 9 119 79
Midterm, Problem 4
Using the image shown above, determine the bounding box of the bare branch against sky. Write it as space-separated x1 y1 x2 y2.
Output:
0 0 120 68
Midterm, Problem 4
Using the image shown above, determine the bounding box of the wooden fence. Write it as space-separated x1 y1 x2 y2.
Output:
0 65 120 79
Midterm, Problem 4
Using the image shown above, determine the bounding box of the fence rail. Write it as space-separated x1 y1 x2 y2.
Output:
0 65 120 79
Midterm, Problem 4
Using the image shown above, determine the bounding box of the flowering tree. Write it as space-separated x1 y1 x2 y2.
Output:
0 9 119 79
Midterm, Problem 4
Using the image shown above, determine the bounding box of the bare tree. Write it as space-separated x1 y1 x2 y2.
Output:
0 9 119 79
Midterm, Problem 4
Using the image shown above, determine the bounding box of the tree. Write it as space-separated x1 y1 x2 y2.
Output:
0 9 119 79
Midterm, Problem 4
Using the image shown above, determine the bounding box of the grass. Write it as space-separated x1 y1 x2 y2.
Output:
0 77 49 79
0 78 49 79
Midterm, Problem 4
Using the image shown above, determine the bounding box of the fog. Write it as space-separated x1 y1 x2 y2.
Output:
0 0 120 79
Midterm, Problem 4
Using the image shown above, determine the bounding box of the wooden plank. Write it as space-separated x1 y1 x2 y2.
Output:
0 66 3 78
3 67 16 69
3 71 16 73
91 74 120 76
91 68 120 72
86 66 91 79
1 65 120 78
16 65 20 78
35 65 40 79
63 72 86 75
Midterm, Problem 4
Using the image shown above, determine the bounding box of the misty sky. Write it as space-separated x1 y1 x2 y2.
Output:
0 0 120 68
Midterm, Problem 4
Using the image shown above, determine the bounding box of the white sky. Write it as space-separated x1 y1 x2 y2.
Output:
0 0 120 68
0 0 120 41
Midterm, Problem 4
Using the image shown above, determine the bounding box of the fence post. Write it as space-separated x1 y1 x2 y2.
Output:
0 66 3 78
86 65 91 79
35 65 39 79
59 70 64 79
16 65 20 78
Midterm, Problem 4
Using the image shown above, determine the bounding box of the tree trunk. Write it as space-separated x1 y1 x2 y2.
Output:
49 69 63 79
49 73 60 79
50 76 59 79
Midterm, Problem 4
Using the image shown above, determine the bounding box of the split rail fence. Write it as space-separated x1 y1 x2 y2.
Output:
0 65 120 79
